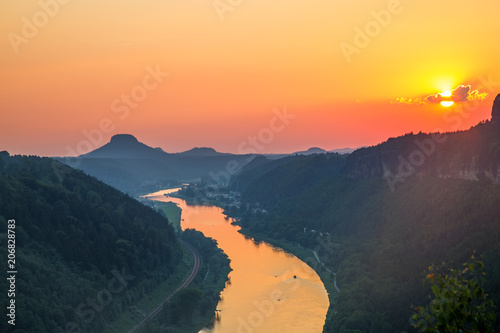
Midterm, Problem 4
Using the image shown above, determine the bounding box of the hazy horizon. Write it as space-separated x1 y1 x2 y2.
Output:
48 133 362 158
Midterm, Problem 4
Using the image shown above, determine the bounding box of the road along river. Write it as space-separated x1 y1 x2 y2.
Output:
144 189 329 333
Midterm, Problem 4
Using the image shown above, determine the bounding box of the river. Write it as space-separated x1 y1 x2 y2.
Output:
144 189 329 333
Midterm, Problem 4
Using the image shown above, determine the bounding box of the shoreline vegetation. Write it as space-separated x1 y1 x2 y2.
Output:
170 188 336 332
156 201 183 232
169 180 499 331
105 233 230 333
134 191 232 333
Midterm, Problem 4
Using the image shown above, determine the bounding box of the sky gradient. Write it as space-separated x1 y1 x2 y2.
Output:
1 0 500 156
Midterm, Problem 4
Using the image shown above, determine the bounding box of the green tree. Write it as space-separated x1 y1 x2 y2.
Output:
175 287 203 323
411 256 496 332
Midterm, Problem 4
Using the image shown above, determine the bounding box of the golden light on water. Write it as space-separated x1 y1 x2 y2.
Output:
144 190 330 333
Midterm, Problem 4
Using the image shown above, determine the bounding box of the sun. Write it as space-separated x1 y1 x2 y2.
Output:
440 90 453 106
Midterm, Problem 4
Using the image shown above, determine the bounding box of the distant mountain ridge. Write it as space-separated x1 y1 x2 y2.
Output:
57 135 257 194
295 147 327 154
83 134 355 159
264 147 357 160
84 135 225 159
82 133 169 159
57 133 359 194
178 147 225 157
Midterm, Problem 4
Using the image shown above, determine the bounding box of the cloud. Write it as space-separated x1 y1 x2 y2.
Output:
425 93 443 104
451 85 470 102
426 85 470 103
468 89 489 102
390 97 426 105
392 85 488 105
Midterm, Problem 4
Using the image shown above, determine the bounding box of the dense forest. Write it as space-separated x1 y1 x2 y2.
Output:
141 229 231 332
0 152 185 332
228 119 500 332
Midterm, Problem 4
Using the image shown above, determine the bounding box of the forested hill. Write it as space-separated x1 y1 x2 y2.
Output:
232 120 500 200
0 152 182 333
346 120 500 186
344 94 500 184
57 134 256 195
228 100 500 332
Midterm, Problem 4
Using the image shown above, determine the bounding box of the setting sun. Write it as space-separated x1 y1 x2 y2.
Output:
441 101 454 107
441 91 452 97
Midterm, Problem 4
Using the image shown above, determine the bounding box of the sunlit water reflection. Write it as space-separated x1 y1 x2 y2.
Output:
144 189 329 333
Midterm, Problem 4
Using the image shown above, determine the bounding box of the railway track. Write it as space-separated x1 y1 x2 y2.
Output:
127 240 201 333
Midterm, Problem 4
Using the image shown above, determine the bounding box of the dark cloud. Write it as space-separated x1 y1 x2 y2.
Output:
425 85 470 103
425 93 444 103
450 85 470 102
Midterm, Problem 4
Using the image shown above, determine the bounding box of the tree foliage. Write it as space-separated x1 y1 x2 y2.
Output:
174 287 204 323
228 122 500 332
0 153 183 332
412 257 496 333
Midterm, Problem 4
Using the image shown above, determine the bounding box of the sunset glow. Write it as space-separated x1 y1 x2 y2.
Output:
1 0 500 156
2 2 500 332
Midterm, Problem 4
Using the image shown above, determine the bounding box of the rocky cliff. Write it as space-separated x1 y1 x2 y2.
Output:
345 94 500 185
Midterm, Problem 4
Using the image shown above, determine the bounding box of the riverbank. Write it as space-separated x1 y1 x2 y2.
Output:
124 190 231 333
174 193 337 331
135 236 230 333
164 193 329 331
156 201 183 232
234 228 338 332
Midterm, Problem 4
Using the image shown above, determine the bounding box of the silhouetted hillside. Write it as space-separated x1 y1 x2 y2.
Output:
263 147 356 160
82 134 169 160
177 147 225 157
345 121 500 186
57 134 256 194
59 135 358 195
294 147 328 155
234 107 500 196
0 152 182 333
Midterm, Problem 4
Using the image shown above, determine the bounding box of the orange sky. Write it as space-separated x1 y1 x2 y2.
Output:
1 0 500 156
